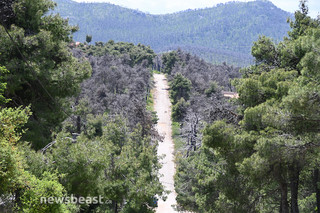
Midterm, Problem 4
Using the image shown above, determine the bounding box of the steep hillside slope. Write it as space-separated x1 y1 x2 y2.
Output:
54 0 292 66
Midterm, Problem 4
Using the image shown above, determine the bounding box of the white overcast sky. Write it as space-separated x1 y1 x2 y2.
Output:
72 0 320 18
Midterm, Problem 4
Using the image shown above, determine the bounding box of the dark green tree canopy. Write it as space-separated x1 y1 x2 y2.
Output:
0 0 91 148
162 51 179 74
85 34 92 43
175 2 320 212
169 73 192 104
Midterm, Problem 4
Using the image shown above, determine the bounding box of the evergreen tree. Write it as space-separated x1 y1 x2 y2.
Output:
175 1 320 212
0 66 73 212
0 0 91 149
162 51 179 74
169 73 192 104
86 34 92 43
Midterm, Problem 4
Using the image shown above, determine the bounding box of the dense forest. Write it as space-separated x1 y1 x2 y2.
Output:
169 2 320 212
53 0 292 66
0 1 163 212
1 0 320 213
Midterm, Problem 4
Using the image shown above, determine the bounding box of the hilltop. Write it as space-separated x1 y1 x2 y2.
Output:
54 0 292 66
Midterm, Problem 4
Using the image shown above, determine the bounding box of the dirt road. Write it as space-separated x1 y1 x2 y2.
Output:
154 74 177 213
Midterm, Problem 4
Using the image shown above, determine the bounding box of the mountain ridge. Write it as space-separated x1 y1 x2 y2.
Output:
53 0 293 66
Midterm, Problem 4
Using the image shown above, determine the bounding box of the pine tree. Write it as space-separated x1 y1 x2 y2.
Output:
0 0 91 149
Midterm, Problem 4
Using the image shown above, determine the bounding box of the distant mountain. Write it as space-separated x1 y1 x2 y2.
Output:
53 0 293 66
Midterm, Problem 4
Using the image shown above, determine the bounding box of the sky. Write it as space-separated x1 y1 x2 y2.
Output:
73 0 320 18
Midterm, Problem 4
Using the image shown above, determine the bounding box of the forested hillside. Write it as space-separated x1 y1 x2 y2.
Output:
53 0 292 66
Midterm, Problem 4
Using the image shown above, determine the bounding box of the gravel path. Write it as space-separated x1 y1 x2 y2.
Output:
154 74 178 213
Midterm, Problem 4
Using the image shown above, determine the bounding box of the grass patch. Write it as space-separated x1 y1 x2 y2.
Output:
151 69 161 74
147 73 159 124
172 121 185 156
169 75 185 159
146 90 154 112
147 71 155 112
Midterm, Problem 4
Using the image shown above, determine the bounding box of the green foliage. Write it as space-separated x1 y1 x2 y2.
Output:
298 193 317 213
20 171 77 213
13 0 56 34
229 4 320 212
169 73 192 104
171 121 184 155
175 147 220 212
234 68 298 109
151 69 161 74
146 85 158 125
167 50 241 212
235 78 263 108
0 66 9 105
86 34 92 43
80 41 156 67
162 51 179 74
0 2 163 212
0 103 70 212
45 115 164 212
0 106 31 194
53 0 292 66
287 0 320 40
202 120 235 151
204 81 220 97
175 2 320 212
252 36 279 66
172 97 189 122
0 0 91 149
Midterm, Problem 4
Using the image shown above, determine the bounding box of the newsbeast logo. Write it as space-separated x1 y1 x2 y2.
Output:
40 195 111 205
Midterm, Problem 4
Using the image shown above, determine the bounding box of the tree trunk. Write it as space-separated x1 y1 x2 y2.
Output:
75 97 81 133
289 164 299 213
76 115 81 133
280 181 289 213
314 168 320 213
275 162 289 213
113 200 118 213
15 189 22 209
